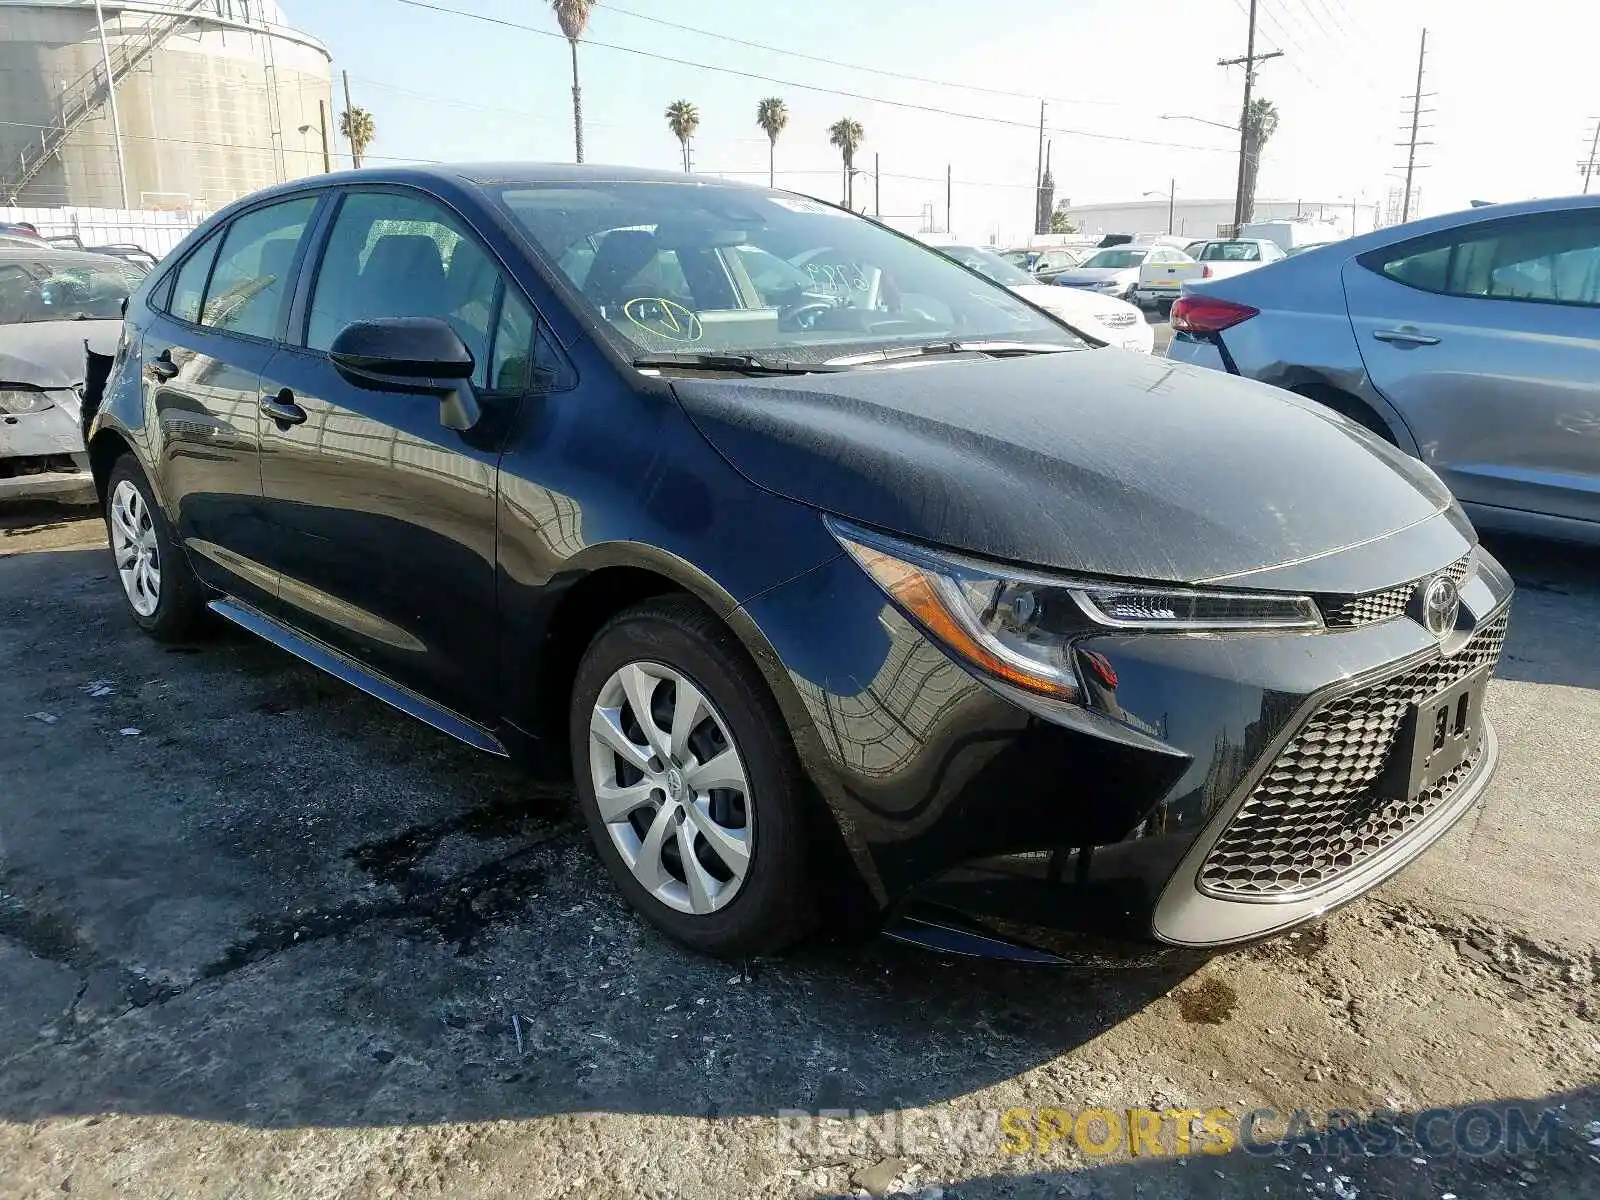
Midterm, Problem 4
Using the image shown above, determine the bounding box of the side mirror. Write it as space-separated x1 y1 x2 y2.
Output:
329 317 481 431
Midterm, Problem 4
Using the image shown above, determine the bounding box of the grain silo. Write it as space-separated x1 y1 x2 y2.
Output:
0 0 334 210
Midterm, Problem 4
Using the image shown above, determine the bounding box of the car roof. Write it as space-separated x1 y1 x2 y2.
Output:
0 245 139 268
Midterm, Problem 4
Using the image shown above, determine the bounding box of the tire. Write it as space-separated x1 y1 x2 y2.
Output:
104 454 208 642
570 596 814 957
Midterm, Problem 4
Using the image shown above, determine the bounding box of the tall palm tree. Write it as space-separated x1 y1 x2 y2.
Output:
1240 96 1280 225
339 106 375 169
665 100 700 173
756 97 788 188
828 117 864 209
551 0 597 164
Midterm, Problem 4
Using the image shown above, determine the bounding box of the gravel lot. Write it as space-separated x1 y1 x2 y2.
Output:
0 501 1596 1200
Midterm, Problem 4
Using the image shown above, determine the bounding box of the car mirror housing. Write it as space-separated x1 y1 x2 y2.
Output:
329 317 481 431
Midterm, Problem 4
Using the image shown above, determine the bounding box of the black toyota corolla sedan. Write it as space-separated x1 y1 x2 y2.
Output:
84 164 1512 962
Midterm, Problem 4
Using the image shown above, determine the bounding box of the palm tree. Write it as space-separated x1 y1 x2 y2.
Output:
1240 96 1280 225
756 97 788 188
551 0 598 164
339 106 375 169
828 117 864 209
665 100 699 173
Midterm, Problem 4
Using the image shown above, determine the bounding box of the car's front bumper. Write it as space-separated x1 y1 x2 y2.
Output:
0 453 94 502
742 534 1513 959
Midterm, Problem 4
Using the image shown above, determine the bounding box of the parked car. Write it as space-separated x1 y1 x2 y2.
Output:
45 234 159 273
87 164 1512 964
0 246 141 501
1132 247 1197 312
1053 245 1156 301
923 239 1153 352
1000 245 1085 281
1153 239 1286 299
1167 195 1600 544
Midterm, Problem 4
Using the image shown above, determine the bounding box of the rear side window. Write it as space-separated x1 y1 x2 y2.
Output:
202 196 318 337
1369 211 1600 308
167 234 220 324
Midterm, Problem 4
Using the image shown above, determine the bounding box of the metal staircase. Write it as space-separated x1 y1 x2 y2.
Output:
3 1 211 203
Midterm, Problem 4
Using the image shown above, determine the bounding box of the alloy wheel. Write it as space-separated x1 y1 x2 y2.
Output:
109 479 161 617
587 661 752 915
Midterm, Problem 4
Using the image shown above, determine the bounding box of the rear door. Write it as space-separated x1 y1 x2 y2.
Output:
1343 208 1600 524
143 193 321 604
255 186 547 717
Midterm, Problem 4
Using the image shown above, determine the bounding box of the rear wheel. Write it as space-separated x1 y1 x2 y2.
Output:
104 455 206 641
570 597 814 957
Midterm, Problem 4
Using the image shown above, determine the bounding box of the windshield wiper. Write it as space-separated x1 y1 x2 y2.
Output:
631 352 848 376
822 341 1075 367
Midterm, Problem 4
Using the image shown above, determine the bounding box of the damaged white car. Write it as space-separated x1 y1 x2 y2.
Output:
0 248 141 503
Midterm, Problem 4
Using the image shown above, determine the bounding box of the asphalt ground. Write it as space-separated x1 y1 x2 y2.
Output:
0 500 1596 1200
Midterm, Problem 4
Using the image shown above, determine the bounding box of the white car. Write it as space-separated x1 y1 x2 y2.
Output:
1140 238 1286 305
923 241 1154 353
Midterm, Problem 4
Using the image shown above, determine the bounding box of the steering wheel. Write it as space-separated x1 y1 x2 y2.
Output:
778 300 836 332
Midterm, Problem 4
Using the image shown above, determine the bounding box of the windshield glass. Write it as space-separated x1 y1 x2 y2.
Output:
0 256 142 324
1199 241 1262 262
491 182 1082 361
1078 249 1146 269
930 244 1034 286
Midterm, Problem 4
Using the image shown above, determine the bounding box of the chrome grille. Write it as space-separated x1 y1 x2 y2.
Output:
1199 608 1508 899
1095 311 1138 329
1320 553 1473 628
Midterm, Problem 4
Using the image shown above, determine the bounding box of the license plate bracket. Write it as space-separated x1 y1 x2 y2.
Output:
1377 667 1489 801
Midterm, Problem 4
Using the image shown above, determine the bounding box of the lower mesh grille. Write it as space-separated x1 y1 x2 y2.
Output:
1199 608 1508 899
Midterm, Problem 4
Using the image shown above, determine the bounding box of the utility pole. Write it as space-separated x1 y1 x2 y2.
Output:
93 0 129 209
875 152 881 217
1219 0 1282 232
1396 29 1432 222
342 70 359 168
1579 119 1600 194
946 163 952 235
317 100 332 172
1167 177 1175 235
1034 100 1047 235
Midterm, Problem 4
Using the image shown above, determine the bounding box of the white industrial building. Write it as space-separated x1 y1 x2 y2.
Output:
1060 197 1382 242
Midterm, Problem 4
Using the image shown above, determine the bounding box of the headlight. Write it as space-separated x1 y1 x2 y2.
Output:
0 388 52 415
829 520 1322 701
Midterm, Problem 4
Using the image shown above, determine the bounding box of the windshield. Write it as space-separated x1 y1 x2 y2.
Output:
1078 249 1146 269
1199 241 1262 262
491 182 1081 361
0 257 141 324
931 244 1034 286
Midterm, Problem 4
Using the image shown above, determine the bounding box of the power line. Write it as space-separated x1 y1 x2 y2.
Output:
390 0 1235 154
600 2 1132 110
0 117 438 167
1579 119 1600 194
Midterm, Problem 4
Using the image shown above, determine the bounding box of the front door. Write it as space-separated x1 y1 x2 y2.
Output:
145 194 321 604
257 188 533 717
1344 208 1600 526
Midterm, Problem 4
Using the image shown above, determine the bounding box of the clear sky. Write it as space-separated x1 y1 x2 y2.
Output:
301 0 1600 243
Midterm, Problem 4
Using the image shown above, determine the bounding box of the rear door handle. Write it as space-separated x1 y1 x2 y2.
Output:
148 349 179 380
260 389 307 427
1372 326 1441 347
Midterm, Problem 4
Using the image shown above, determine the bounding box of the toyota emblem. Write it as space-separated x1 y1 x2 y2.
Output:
1420 574 1461 638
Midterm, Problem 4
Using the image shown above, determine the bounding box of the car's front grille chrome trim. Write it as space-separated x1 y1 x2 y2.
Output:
1319 551 1473 628
1198 606 1508 901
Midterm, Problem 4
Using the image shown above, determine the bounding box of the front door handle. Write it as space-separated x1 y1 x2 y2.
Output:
1372 326 1441 347
260 389 307 428
148 349 179 380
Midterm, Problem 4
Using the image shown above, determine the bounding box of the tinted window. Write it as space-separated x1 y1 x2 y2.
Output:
1374 212 1600 308
168 234 219 324
490 288 536 390
1199 242 1262 262
201 196 316 337
307 191 501 386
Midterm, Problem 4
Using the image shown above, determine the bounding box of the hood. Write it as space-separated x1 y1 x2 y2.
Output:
672 351 1456 585
0 319 120 389
1009 284 1135 323
1058 267 1134 285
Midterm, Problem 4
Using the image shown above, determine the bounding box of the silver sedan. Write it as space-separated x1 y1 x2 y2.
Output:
1167 194 1600 545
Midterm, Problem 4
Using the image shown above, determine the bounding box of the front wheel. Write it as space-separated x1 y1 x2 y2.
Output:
570 597 814 957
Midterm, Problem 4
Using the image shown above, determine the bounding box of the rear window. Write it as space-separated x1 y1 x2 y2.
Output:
1199 242 1262 262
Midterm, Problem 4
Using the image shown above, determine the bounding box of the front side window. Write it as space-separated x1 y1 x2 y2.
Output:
1373 213 1600 308
492 182 1082 362
0 255 142 325
307 191 506 385
201 196 317 338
